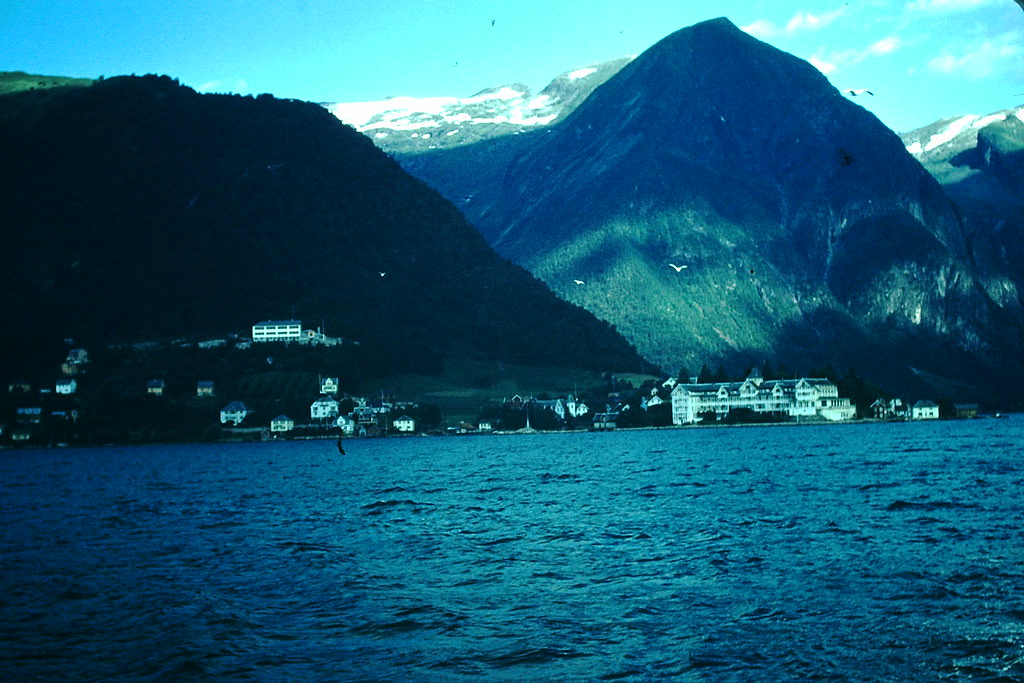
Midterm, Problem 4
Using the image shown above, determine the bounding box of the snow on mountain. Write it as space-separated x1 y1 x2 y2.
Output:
902 106 1024 185
326 84 557 135
905 108 1024 154
323 58 632 155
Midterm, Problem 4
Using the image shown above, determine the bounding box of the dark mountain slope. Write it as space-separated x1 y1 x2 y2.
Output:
0 75 646 379
403 18 1023 401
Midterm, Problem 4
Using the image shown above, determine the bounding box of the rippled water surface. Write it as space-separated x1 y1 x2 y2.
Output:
2 417 1024 681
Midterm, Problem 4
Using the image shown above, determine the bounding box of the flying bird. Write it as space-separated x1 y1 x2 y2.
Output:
668 263 688 272
573 279 585 285
846 89 874 96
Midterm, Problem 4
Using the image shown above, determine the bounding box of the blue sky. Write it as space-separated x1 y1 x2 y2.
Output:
1 0 1021 132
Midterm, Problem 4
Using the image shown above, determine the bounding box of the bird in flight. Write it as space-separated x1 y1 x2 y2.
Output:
668 263 688 272
573 279 585 285
846 89 874 96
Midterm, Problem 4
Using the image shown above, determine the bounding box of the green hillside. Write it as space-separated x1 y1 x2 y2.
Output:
0 74 653 443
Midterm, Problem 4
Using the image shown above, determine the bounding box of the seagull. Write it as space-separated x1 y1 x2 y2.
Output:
573 279 585 285
668 263 688 272
846 89 874 96
379 271 386 277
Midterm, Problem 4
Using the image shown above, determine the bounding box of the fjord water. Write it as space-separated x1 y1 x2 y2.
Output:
2 417 1023 681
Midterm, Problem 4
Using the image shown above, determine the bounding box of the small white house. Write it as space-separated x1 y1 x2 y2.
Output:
56 378 77 395
220 401 251 425
392 415 416 433
196 380 215 397
320 376 339 395
310 396 340 421
270 415 294 433
912 400 940 420
336 414 356 435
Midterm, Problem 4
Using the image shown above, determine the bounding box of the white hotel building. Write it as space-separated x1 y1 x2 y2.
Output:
671 371 856 424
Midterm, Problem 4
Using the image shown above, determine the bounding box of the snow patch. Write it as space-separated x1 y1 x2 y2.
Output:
327 85 560 133
908 111 1016 155
568 67 597 80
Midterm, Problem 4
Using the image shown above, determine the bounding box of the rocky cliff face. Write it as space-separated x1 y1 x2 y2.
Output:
903 108 1024 312
382 18 1023 399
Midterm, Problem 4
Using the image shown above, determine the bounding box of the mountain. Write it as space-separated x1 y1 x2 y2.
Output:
324 58 631 155
902 107 1024 310
343 18 1024 403
0 74 647 382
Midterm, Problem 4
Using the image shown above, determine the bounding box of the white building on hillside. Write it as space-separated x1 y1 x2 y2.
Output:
220 401 251 425
311 396 340 421
252 320 302 343
670 371 855 424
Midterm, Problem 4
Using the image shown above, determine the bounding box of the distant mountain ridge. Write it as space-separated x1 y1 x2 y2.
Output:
324 58 631 155
335 18 1024 403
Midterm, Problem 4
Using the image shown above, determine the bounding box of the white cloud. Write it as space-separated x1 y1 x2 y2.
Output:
929 32 1024 77
785 8 848 33
742 7 847 39
869 36 902 56
814 35 904 72
741 19 777 39
905 0 998 12
809 54 837 75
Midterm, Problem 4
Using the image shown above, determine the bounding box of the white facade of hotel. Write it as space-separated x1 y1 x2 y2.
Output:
671 373 855 424
252 320 303 343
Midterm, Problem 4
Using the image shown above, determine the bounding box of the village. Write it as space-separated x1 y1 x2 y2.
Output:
0 319 966 447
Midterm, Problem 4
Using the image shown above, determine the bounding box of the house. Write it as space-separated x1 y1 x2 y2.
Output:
251 320 302 343
220 401 251 425
66 348 89 364
196 380 216 397
593 411 619 430
352 399 375 425
954 403 978 419
146 379 165 396
565 395 590 419
478 420 494 432
56 378 77 395
270 415 294 433
320 376 339 395
61 348 89 375
15 407 43 424
311 396 340 421
911 400 940 420
336 414 356 435
8 380 31 393
392 415 416 433
534 398 568 422
871 397 908 420
670 371 855 425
